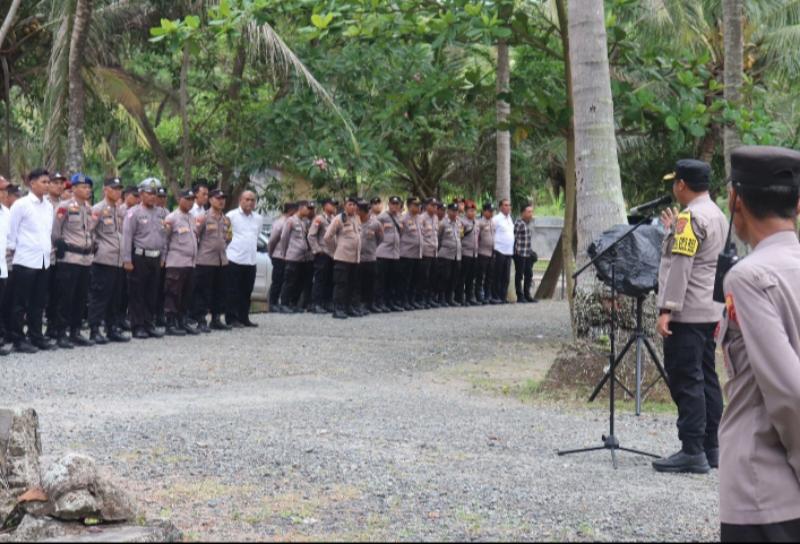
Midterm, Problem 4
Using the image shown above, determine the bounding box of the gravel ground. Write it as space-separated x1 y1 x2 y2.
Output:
1 301 719 541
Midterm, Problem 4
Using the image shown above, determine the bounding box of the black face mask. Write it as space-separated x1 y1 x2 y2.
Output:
713 193 740 303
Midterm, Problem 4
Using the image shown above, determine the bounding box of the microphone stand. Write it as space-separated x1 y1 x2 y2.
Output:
559 213 660 468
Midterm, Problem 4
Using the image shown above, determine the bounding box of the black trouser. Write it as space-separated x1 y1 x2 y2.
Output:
460 256 477 302
416 256 436 303
476 254 493 301
192 265 226 321
492 251 512 301
9 264 49 344
398 257 421 305
722 518 800 543
663 321 723 455
269 257 285 307
333 260 358 309
45 263 58 334
155 265 166 325
88 263 124 329
280 260 303 308
0 274 12 339
225 262 256 324
164 267 194 318
513 254 536 299
375 258 400 307
359 261 377 308
56 262 91 334
436 258 460 300
128 254 161 329
120 268 129 322
311 253 334 307
299 261 313 309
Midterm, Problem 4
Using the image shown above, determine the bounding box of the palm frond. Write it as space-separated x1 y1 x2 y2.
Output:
85 0 158 66
244 20 360 156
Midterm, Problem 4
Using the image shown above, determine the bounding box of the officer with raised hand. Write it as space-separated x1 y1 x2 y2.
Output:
87 177 129 344
716 146 800 542
51 173 95 348
122 178 167 339
652 159 728 474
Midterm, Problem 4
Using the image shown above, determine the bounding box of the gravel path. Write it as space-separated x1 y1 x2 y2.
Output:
1 301 719 541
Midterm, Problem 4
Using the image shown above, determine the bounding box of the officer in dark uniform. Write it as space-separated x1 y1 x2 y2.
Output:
117 185 139 331
154 186 169 327
652 160 728 474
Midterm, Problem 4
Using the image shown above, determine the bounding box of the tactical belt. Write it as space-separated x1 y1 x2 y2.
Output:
65 244 93 256
134 247 161 258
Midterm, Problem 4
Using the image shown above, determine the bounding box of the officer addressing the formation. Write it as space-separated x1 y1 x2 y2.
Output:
653 159 727 474
717 146 800 543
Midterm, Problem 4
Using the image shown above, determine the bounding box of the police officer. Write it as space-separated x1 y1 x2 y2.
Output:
357 199 383 314
154 186 169 328
44 171 67 340
419 198 439 308
459 200 480 306
652 159 728 474
278 200 312 313
370 197 382 218
436 202 462 306
87 177 129 344
122 178 167 339
117 185 139 331
163 189 199 336
398 197 423 311
324 197 362 319
267 202 297 312
375 196 403 312
308 198 337 313
476 203 495 304
51 173 95 348
192 188 232 332
119 186 140 214
715 146 800 542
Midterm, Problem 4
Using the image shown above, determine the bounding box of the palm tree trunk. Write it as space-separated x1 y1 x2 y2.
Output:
568 0 627 336
723 0 743 177
2 57 10 178
495 38 511 202
179 42 192 189
219 40 247 193
0 0 22 52
66 0 92 172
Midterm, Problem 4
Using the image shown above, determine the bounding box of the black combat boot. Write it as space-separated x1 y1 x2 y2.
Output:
0 341 12 356
133 327 149 339
312 305 327 314
57 333 74 350
196 319 211 334
90 326 108 345
181 317 200 335
652 450 710 474
211 315 231 331
525 293 538 303
165 316 186 336
516 292 527 303
70 328 95 347
706 448 719 469
107 327 131 343
332 305 348 319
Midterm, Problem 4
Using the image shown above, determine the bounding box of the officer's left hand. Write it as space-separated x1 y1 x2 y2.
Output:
657 313 672 338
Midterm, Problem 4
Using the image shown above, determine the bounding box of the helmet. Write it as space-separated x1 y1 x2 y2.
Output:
137 177 162 193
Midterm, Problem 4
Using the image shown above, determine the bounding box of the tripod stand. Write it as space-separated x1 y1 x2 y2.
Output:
557 218 660 468
588 295 668 415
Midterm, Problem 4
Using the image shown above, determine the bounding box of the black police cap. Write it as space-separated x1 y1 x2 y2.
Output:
346 196 359 204
180 189 195 199
370 197 381 205
407 196 420 206
389 196 402 205
209 188 226 198
447 202 458 211
104 177 123 189
482 202 495 212
357 200 369 211
731 146 800 189
663 159 710 190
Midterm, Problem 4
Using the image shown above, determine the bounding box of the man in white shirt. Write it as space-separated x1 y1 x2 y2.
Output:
190 180 209 218
491 198 514 303
0 177 12 355
225 190 262 327
7 168 57 353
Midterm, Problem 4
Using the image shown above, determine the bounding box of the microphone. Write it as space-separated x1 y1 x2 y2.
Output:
629 194 672 215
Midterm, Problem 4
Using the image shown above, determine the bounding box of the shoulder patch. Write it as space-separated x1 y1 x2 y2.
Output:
672 211 699 257
725 293 738 324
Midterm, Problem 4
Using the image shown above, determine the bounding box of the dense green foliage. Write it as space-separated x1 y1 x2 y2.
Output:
1 0 798 210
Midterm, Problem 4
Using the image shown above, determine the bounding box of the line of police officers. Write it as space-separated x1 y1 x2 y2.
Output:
0 171 253 355
267 195 537 319
653 147 800 542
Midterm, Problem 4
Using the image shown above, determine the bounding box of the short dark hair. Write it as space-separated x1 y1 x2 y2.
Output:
499 198 510 207
192 180 210 193
737 185 799 220
283 201 297 213
521 203 533 213
27 168 50 183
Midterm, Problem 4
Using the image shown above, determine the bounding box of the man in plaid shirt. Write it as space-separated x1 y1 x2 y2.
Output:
513 203 538 303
